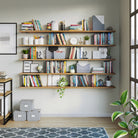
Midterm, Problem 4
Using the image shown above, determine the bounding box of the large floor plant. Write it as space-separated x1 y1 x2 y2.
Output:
111 90 138 138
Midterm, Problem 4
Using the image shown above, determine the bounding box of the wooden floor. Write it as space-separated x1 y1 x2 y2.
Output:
0 117 123 138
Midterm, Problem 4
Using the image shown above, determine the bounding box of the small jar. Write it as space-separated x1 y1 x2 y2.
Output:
47 23 51 30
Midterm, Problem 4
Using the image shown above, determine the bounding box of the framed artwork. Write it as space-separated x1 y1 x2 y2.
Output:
23 61 32 73
31 63 38 73
0 23 17 55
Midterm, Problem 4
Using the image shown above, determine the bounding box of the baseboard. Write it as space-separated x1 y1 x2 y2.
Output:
40 113 112 117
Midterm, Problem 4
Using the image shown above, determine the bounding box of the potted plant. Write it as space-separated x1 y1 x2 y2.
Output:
106 76 112 87
22 49 29 59
111 90 138 138
57 77 68 98
84 35 90 45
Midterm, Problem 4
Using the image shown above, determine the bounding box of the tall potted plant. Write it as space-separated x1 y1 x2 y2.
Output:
111 90 138 138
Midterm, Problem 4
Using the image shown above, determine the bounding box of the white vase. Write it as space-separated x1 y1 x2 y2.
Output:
106 81 112 87
23 54 29 59
85 40 89 45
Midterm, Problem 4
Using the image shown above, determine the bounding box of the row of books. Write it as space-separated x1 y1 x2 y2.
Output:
32 19 42 30
70 75 89 87
92 33 114 45
47 33 67 45
29 47 37 59
23 75 42 87
103 61 113 73
82 19 89 31
69 47 84 59
21 21 34 31
92 75 99 87
46 61 67 73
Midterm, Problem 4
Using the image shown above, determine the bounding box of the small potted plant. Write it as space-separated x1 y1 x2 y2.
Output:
106 76 112 87
57 77 68 98
22 49 29 59
84 35 90 45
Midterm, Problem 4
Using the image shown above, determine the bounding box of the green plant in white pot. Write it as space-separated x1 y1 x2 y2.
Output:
111 90 138 138
84 35 90 45
22 49 29 59
57 77 68 98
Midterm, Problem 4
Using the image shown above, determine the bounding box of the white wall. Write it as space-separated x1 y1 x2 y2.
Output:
120 0 129 93
0 0 120 117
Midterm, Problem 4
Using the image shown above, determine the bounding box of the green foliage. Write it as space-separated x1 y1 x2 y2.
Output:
57 77 68 98
84 35 89 40
113 130 128 138
22 49 29 54
111 90 138 138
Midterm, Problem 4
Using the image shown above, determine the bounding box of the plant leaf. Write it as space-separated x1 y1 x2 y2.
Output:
124 111 132 116
111 101 122 106
118 121 128 129
129 130 136 137
130 99 138 110
113 130 128 138
132 121 138 127
120 90 128 104
128 117 136 125
111 111 124 122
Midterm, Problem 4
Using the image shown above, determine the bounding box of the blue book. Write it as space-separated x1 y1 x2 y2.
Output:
80 76 85 87
108 33 111 45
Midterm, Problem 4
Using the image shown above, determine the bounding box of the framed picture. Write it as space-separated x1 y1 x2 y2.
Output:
23 61 32 73
31 63 38 73
0 23 17 55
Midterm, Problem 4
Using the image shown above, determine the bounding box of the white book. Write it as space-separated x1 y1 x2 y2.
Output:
53 75 60 86
48 75 52 86
40 75 47 86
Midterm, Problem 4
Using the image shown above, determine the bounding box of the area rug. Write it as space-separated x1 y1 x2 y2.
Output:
0 127 109 138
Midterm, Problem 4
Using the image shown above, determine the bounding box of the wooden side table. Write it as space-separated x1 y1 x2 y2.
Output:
0 78 13 125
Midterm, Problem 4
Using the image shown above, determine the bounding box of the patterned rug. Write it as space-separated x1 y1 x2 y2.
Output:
0 127 109 138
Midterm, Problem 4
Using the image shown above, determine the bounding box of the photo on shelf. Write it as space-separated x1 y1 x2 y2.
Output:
31 63 39 73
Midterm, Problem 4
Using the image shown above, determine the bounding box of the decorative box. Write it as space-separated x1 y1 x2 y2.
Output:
27 109 40 121
13 111 26 121
54 51 65 59
76 63 90 73
20 99 34 111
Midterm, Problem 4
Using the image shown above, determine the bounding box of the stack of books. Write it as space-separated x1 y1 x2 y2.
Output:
70 75 89 87
103 61 113 73
92 33 114 45
69 24 82 30
46 61 67 73
92 67 104 73
23 75 42 87
21 21 34 31
48 33 66 45
32 19 42 30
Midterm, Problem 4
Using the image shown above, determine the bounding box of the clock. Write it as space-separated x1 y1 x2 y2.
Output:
70 37 78 45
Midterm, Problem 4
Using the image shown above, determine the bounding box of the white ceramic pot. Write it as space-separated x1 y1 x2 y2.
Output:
85 40 89 45
106 81 112 87
23 54 29 59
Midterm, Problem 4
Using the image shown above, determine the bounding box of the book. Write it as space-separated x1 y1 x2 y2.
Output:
57 33 62 45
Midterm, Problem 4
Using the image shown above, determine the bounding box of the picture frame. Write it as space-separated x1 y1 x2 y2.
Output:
31 63 38 73
0 23 17 55
23 61 32 73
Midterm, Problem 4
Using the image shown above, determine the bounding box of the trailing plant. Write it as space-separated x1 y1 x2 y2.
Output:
22 49 29 54
57 77 68 98
111 90 138 138
84 35 90 40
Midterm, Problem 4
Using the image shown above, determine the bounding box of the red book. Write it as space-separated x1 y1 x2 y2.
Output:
31 76 36 87
78 76 83 86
